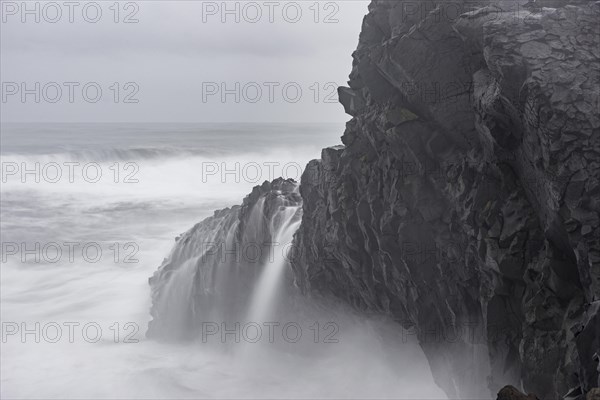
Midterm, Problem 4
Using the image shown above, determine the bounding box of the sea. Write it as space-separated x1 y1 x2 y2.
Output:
0 123 445 399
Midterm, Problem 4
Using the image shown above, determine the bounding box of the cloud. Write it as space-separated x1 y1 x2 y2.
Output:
1 1 369 122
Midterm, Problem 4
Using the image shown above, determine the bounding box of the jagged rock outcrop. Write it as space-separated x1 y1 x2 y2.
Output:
148 178 301 340
291 0 600 398
497 385 540 400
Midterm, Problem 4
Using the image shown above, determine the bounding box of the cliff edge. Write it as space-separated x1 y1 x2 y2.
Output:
291 1 600 397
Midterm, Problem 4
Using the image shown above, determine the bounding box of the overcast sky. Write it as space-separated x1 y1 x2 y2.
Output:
1 0 370 122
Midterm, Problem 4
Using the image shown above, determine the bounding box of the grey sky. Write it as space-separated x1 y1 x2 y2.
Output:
0 0 370 122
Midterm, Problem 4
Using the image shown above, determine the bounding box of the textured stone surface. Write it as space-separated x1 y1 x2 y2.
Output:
291 0 600 398
497 385 539 400
588 388 600 400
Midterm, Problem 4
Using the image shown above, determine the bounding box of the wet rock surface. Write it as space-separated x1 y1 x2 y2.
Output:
291 0 599 398
148 178 301 340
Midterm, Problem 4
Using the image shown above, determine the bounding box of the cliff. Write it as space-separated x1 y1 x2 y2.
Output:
291 0 600 398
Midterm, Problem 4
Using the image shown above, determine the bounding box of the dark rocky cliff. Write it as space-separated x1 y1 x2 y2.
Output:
291 0 600 398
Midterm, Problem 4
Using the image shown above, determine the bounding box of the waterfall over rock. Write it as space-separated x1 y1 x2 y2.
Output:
148 178 301 340
146 1 599 397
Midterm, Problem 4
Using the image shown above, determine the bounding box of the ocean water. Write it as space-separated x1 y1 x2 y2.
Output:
0 123 446 399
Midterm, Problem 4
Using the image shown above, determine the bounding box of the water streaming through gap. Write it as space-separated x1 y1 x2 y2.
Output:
245 204 301 325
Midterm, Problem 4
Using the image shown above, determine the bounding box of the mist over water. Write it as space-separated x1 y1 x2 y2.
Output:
1 123 446 399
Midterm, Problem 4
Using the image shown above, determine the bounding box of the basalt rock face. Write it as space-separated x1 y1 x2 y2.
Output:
148 178 301 340
291 1 600 398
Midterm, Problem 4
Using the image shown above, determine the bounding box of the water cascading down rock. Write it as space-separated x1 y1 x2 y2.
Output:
290 0 599 398
148 179 301 340
148 1 599 398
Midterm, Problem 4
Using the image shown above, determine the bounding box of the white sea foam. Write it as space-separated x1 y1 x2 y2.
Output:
1 123 446 399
